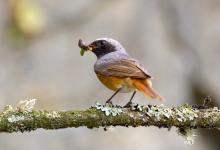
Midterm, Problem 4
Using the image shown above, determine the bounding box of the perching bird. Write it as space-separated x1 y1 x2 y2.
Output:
78 38 164 106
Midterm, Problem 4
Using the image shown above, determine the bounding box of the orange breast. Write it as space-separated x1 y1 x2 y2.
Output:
96 74 135 93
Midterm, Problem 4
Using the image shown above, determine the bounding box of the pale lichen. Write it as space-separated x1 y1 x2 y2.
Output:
174 104 198 122
177 128 196 145
144 105 171 121
45 111 61 118
7 115 25 123
3 105 14 114
213 107 218 111
95 102 122 116
17 99 37 112
161 107 173 118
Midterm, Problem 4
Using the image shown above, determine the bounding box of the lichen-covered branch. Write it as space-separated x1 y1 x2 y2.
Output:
0 100 219 133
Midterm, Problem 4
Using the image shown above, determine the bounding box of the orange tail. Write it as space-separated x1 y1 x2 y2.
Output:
132 79 165 101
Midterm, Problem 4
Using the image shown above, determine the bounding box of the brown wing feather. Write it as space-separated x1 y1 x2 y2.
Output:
95 59 151 78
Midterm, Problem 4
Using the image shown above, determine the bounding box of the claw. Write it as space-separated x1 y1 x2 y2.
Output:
123 101 133 108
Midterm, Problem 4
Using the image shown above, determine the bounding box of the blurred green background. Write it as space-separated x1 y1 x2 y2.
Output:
0 0 220 149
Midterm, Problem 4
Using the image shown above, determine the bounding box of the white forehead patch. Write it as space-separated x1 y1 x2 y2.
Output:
95 37 127 54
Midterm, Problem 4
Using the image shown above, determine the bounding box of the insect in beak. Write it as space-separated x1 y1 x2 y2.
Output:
78 39 95 56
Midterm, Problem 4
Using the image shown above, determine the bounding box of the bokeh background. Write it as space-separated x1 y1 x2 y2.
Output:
0 0 220 149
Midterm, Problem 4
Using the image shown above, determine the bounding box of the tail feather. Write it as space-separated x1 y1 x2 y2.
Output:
132 79 165 101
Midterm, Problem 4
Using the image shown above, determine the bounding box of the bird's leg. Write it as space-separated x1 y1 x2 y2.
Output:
124 90 137 107
105 88 121 105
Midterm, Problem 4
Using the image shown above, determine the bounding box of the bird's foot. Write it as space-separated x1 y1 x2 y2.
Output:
105 101 113 107
123 101 135 108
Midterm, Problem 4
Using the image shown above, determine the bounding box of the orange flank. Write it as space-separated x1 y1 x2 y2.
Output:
96 74 164 101
96 74 135 93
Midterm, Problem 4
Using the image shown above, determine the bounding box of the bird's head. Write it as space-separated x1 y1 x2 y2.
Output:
78 38 127 58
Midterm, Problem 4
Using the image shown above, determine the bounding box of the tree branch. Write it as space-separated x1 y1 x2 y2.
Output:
0 100 219 133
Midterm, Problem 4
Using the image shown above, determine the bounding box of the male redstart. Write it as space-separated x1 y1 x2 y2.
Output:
78 38 164 106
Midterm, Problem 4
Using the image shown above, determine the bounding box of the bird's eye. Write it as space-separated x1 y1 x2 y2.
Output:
100 40 105 46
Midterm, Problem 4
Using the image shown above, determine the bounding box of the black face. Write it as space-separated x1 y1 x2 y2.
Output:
90 40 116 58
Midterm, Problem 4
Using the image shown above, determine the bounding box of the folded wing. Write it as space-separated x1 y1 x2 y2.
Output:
95 58 151 78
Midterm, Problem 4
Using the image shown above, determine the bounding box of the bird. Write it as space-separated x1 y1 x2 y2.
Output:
78 38 164 106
